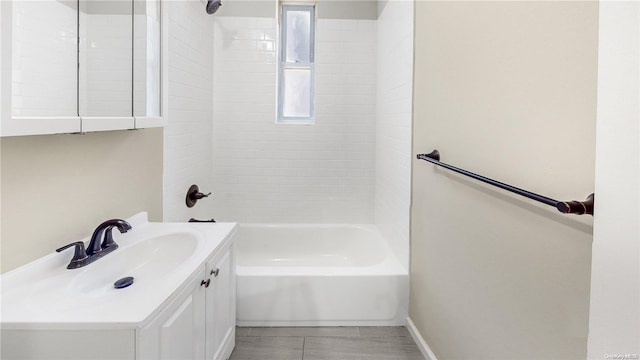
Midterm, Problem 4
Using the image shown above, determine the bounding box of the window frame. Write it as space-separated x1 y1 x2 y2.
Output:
277 4 315 123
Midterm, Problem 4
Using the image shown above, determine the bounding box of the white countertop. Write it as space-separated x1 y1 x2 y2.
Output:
0 213 237 330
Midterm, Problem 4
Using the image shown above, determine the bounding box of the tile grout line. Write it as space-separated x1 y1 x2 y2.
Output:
301 336 306 360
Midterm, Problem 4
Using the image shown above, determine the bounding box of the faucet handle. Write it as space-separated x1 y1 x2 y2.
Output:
101 230 118 250
101 220 131 249
56 242 88 269
186 185 212 208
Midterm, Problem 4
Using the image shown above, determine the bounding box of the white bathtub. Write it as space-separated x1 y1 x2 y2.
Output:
235 224 409 327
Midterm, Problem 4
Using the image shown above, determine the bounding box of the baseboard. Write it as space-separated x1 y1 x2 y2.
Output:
218 329 235 360
406 317 438 360
237 319 406 327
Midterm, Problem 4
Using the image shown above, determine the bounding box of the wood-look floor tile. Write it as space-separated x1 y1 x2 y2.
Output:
246 326 359 337
303 336 425 360
357 326 411 337
229 336 303 360
235 327 251 337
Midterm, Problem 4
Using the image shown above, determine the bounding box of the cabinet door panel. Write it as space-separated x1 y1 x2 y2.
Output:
139 273 206 360
133 0 161 118
160 295 197 359
78 0 133 118
206 246 236 360
11 0 78 118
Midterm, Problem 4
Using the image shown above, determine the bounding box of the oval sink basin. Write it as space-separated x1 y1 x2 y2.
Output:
69 232 200 298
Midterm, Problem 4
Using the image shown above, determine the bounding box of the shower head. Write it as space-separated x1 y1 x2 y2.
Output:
206 0 222 14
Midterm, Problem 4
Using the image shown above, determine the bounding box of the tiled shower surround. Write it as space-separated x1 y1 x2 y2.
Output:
374 1 414 271
211 16 378 224
163 0 215 222
164 1 414 270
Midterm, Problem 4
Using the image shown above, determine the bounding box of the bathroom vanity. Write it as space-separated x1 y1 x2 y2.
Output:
0 213 236 360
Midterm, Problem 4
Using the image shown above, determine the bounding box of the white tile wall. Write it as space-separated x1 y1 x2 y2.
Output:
375 0 413 269
11 0 77 116
163 0 215 222
163 4 413 254
209 16 377 223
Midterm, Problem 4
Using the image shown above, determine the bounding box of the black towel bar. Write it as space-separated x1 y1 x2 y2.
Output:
416 150 594 216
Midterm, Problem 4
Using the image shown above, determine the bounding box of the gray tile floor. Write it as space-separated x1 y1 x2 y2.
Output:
231 326 426 360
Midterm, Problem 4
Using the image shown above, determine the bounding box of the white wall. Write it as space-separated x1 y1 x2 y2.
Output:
316 0 377 20
375 0 413 269
210 16 377 223
163 0 215 222
588 2 640 357
410 1 598 359
216 0 378 20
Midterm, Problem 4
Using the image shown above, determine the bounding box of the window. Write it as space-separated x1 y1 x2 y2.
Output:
278 4 315 122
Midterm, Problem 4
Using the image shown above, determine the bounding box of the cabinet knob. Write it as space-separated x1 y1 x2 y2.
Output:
211 268 220 277
201 279 211 288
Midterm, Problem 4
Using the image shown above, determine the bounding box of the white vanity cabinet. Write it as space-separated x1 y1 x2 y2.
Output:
0 217 236 360
138 242 236 360
137 270 207 360
206 246 236 360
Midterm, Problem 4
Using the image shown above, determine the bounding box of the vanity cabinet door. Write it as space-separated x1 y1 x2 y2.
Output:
137 241 235 360
205 245 236 360
138 270 207 360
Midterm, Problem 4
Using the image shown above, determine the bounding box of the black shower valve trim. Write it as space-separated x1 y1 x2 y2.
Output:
186 184 211 208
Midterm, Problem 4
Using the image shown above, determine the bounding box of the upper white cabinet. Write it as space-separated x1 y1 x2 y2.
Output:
0 0 167 137
0 0 81 135
133 0 161 119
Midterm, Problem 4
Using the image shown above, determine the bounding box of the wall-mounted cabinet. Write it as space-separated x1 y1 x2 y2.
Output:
0 0 167 137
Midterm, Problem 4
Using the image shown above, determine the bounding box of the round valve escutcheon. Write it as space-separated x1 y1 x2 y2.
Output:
186 184 211 208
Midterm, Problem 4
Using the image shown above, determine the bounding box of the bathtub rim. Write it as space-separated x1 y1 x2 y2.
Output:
234 223 408 274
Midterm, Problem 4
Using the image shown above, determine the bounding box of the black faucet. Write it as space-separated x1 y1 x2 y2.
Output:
56 219 132 269
87 219 132 256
